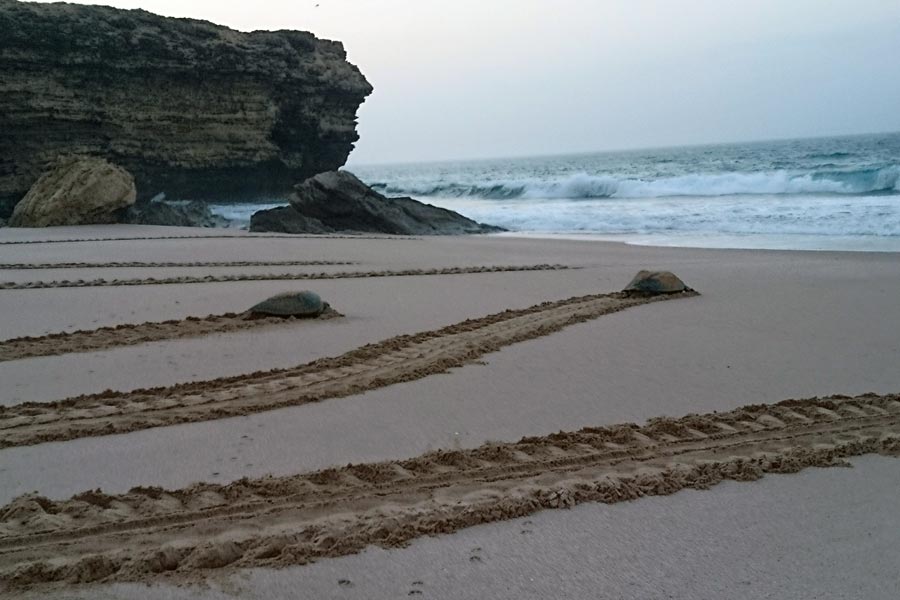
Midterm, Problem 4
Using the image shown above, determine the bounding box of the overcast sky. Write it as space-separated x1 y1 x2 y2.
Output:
32 0 900 164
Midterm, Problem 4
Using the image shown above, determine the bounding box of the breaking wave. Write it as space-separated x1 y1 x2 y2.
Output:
370 166 900 200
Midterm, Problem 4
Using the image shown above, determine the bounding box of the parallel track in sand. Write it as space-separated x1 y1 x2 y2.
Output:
1 393 897 590
0 260 355 270
0 264 568 289
0 234 420 246
0 309 343 363
0 290 692 447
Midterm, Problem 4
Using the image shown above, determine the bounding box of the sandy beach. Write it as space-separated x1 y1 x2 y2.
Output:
1 225 899 598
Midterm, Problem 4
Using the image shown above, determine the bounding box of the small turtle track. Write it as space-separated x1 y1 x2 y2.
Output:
0 309 343 363
0 393 897 590
0 234 420 246
0 260 355 270
0 290 694 448
0 264 569 290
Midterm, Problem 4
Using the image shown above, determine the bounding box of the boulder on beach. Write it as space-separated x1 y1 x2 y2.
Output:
250 206 330 234
248 291 328 318
251 170 504 235
623 270 689 294
8 157 136 227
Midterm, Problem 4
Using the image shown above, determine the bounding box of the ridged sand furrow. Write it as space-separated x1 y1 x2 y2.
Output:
0 310 343 363
0 393 896 590
0 260 355 270
0 234 420 246
0 291 693 447
0 264 570 290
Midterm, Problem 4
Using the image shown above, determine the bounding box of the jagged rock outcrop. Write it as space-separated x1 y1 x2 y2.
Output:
123 200 229 228
251 171 504 235
0 1 372 214
250 206 329 234
9 156 136 227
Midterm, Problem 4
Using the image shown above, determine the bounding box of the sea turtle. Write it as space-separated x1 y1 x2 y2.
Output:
623 270 689 295
247 291 328 318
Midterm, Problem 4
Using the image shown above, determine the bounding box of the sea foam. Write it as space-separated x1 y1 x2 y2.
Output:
371 166 900 200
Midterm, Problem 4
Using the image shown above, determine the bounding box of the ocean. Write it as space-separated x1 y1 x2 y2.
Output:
216 133 900 251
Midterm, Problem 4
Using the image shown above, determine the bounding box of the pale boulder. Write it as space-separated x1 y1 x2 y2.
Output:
9 157 136 227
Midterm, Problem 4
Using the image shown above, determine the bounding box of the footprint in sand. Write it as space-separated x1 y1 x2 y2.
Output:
521 519 534 535
408 580 425 595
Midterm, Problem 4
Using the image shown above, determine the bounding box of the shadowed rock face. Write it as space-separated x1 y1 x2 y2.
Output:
251 170 506 235
0 1 373 214
122 200 230 228
250 205 330 234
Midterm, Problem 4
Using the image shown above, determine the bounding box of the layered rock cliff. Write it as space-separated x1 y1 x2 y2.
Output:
0 0 372 215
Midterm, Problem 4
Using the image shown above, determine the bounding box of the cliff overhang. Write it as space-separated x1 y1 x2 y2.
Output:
0 0 373 214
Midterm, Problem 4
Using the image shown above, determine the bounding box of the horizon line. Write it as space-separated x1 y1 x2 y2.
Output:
348 128 900 169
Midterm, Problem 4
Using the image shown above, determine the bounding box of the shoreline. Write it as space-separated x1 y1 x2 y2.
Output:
493 230 900 253
5 222 900 254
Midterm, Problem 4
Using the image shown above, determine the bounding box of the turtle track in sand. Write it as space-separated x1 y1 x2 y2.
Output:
0 260 355 270
0 264 569 290
0 309 343 363
0 234 420 246
1 393 897 590
0 290 694 448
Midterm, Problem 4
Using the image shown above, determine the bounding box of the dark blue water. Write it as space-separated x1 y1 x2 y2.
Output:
349 133 900 251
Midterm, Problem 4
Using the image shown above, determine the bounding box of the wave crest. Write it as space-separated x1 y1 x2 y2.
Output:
370 166 900 200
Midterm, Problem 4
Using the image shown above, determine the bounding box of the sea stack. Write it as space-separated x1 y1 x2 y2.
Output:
0 1 373 216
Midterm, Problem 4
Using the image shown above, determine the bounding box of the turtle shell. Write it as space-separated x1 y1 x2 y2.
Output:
623 270 687 294
249 291 325 317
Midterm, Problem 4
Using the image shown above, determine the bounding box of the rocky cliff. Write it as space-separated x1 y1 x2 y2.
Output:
0 0 372 215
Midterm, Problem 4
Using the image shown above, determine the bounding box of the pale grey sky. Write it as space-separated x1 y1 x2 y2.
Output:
32 0 900 164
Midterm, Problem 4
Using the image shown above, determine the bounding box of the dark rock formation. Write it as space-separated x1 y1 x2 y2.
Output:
250 206 329 234
0 198 16 221
0 1 372 210
9 156 136 227
251 171 504 235
292 171 506 235
122 200 229 228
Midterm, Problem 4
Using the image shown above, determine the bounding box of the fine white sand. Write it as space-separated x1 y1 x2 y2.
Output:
2 225 899 598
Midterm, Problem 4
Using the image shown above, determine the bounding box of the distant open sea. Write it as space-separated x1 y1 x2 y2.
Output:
217 133 900 251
